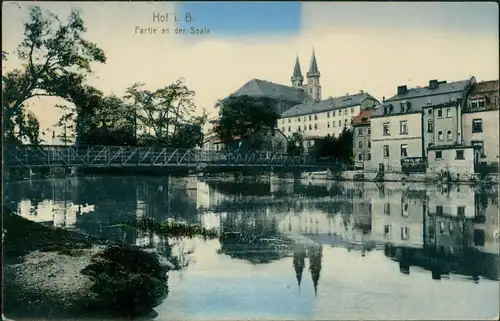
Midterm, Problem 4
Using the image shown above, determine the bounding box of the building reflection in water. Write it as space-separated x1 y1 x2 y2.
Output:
292 243 306 289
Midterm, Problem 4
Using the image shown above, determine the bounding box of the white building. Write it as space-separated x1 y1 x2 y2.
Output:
369 78 475 172
279 92 379 141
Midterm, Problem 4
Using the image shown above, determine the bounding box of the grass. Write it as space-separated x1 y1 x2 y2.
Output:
124 216 219 239
2 206 97 258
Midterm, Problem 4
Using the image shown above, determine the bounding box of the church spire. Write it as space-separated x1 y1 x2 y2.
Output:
307 48 320 77
291 55 304 88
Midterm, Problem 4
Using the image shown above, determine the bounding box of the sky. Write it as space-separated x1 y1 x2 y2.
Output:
2 1 499 141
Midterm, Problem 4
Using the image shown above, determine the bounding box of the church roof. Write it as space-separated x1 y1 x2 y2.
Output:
281 92 377 118
292 56 303 79
307 49 320 77
232 78 312 104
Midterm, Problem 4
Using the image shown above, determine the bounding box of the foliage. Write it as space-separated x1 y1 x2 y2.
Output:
125 217 219 239
310 128 353 162
2 6 106 144
287 132 305 156
81 244 169 317
212 95 279 144
53 104 76 144
124 79 203 147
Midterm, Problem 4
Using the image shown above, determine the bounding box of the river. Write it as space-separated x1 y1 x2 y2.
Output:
4 176 499 320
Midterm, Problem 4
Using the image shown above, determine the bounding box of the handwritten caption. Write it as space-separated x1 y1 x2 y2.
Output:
134 13 211 36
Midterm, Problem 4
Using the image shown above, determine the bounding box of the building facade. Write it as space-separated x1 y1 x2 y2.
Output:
351 109 375 168
461 80 499 166
369 78 475 172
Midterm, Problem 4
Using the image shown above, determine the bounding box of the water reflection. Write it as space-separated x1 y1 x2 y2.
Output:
4 176 499 319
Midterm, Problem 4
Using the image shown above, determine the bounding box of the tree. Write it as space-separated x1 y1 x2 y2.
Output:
169 114 207 149
54 104 76 145
310 128 353 162
2 6 106 144
212 95 279 143
287 132 305 156
125 79 197 145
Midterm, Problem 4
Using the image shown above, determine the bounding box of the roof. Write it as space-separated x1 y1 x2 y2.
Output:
231 79 312 104
372 78 473 118
292 56 303 79
280 92 377 118
469 80 499 95
307 49 320 77
351 108 375 126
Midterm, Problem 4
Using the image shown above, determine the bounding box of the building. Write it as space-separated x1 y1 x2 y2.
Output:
279 92 379 141
461 80 499 166
369 78 475 172
351 108 375 168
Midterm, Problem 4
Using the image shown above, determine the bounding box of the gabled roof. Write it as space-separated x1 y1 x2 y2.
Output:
232 79 312 104
372 78 473 118
280 92 378 118
352 108 375 126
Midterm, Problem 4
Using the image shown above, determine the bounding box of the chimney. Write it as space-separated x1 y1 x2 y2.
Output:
382 96 385 102
397 85 408 95
359 90 364 94
429 79 439 89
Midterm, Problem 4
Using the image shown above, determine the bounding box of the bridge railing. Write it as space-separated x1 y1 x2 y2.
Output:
3 144 349 169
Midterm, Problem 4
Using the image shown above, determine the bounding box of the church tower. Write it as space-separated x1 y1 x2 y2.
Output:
291 55 304 88
306 48 321 102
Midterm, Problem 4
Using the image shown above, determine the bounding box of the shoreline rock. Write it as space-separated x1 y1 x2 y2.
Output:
2 208 171 320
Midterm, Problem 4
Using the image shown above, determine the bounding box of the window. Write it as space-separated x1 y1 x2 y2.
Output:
314 114 318 120
298 117 301 122
472 119 483 133
282 127 285 132
344 109 348 115
446 108 451 117
288 126 291 132
327 112 330 117
358 153 363 161
358 141 363 148
401 226 409 240
471 99 478 109
332 111 336 117
298 126 302 132
327 123 330 128
338 120 341 126
428 143 434 148
367 141 371 148
456 149 464 159
332 133 336 138
474 229 485 247
383 145 390 157
351 107 354 114
402 203 409 217
383 122 390 136
332 121 336 127
457 206 465 216
400 144 408 157
288 119 291 123
400 120 408 134
437 130 443 141
384 225 391 238
314 123 317 129
367 153 371 160
344 119 347 126
384 203 391 215
437 108 443 117
435 151 443 159
446 130 452 141
428 109 433 114
309 115 312 121
308 124 312 130
478 99 486 108
427 119 434 133
436 205 443 215
358 128 363 136
367 127 371 135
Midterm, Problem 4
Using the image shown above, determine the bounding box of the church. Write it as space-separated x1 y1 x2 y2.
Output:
231 49 379 139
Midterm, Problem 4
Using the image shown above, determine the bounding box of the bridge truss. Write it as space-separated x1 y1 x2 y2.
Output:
3 144 342 169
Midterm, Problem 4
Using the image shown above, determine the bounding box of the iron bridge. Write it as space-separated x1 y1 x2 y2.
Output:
3 144 343 170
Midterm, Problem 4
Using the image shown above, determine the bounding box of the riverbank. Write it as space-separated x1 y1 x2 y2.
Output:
2 208 171 320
